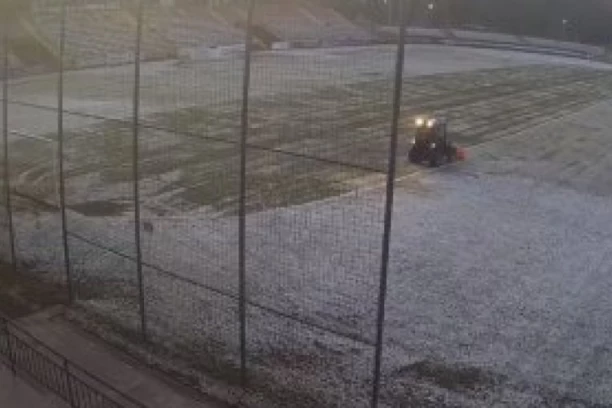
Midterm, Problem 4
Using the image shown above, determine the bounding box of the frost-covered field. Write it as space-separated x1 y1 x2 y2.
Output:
381 102 612 407
2 45 612 407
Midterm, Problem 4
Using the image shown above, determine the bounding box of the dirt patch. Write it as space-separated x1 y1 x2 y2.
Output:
70 200 130 217
397 360 499 392
385 359 609 408
0 262 67 318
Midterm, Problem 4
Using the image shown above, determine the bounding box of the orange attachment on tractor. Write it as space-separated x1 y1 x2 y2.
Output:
409 116 466 167
456 147 467 161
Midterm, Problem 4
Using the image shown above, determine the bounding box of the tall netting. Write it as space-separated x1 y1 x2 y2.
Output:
58 0 141 334
3 2 64 282
137 0 244 384
35 0 145 119
0 36 10 264
0 25 8 264
1 0 404 405
241 1 389 406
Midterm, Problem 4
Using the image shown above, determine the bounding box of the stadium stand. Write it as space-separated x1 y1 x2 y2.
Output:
299 0 372 44
5 0 602 71
250 0 321 43
32 2 174 69
142 2 244 50
0 19 54 76
218 0 371 46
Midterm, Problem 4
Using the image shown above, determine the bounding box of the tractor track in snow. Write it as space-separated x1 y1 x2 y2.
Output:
7 65 612 216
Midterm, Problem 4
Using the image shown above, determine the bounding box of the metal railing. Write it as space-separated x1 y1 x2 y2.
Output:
0 314 147 408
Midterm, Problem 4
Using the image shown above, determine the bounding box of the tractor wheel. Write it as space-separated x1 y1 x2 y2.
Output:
408 149 420 164
429 154 439 167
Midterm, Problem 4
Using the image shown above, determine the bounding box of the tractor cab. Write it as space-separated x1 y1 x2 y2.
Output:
409 116 457 167
414 116 447 145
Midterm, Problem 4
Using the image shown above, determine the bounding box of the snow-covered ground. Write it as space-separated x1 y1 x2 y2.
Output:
19 102 612 407
384 161 612 407
5 44 612 125
2 45 612 407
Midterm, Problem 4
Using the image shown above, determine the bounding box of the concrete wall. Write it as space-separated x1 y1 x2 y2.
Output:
378 26 606 60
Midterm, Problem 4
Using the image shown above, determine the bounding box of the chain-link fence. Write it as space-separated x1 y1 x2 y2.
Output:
2 1 408 406
1 0 406 405
10 0 605 407
6 1 612 408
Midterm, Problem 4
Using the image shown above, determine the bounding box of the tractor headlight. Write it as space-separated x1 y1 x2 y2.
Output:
415 117 425 127
426 119 436 128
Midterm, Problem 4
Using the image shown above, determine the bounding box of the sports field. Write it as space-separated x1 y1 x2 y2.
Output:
2 44 612 407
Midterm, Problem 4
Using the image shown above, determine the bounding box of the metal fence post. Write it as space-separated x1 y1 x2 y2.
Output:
132 0 147 342
57 0 73 305
2 17 17 273
64 359 77 407
371 1 407 407
2 318 15 374
238 0 255 387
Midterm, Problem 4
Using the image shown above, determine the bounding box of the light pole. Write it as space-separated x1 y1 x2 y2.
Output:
561 19 568 41
385 0 393 26
428 2 435 27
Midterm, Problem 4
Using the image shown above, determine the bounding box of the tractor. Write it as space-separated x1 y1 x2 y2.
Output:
408 116 460 167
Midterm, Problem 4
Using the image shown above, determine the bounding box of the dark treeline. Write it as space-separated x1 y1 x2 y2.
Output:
358 0 612 45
